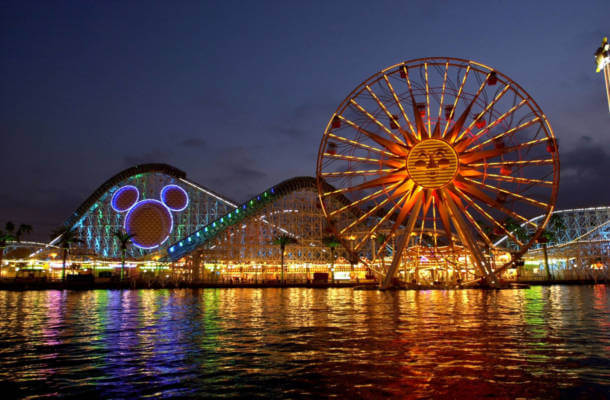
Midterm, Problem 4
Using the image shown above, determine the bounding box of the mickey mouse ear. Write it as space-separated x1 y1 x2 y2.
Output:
161 185 188 211
111 185 139 212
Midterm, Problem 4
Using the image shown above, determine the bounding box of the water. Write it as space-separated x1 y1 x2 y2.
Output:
0 286 609 399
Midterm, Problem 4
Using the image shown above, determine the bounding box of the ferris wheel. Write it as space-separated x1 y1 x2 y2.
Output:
316 57 560 287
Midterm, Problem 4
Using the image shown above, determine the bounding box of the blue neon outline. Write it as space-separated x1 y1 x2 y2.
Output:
111 185 139 213
160 184 189 212
124 199 173 250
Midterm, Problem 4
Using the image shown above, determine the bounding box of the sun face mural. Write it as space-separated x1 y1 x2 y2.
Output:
112 184 189 249
406 139 458 189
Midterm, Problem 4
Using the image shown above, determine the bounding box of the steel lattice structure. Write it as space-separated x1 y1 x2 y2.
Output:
316 57 560 287
514 207 610 280
168 177 355 280
50 164 236 259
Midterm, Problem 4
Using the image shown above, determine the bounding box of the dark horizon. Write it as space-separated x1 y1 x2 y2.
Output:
1 1 609 241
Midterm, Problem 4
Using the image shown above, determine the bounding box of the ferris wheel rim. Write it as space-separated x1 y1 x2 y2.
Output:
316 56 560 281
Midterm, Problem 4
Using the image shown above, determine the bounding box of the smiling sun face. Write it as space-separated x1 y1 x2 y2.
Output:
406 139 459 189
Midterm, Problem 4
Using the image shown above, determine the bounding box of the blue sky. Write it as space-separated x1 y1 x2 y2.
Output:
1 0 608 240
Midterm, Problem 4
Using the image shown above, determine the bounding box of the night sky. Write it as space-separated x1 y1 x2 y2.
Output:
1 1 609 241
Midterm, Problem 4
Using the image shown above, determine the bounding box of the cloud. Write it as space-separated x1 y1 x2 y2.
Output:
557 136 610 208
179 138 206 148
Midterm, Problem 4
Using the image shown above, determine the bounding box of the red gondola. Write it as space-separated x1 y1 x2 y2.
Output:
494 138 505 149
500 165 512 176
332 116 341 129
488 71 498 86
546 138 558 153
327 142 337 155
389 115 399 129
444 105 453 120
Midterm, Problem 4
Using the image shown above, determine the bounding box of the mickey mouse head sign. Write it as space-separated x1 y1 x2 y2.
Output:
111 184 189 249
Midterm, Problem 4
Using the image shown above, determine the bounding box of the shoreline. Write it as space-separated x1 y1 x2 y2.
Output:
0 279 607 291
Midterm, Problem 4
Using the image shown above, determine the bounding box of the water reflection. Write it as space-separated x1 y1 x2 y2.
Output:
0 286 608 398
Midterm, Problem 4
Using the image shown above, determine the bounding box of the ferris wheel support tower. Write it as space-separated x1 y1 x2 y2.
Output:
595 37 610 113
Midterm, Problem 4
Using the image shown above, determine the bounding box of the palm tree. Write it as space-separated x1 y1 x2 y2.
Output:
538 214 566 280
323 235 341 281
51 227 84 283
114 230 136 281
0 222 32 278
272 234 297 285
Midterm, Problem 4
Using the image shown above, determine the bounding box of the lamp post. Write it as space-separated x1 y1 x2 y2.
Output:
595 37 610 112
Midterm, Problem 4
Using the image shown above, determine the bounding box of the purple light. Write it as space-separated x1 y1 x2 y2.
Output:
111 185 139 212
124 199 173 250
160 184 189 211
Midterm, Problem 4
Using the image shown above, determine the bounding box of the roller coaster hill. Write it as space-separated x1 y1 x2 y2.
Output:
1 163 608 286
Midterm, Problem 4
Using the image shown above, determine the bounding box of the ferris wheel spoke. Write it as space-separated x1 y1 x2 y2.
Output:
353 189 415 252
446 189 494 247
381 193 424 289
365 85 416 146
464 116 541 153
454 178 536 229
320 168 397 178
327 133 395 158
453 72 495 142
383 72 418 141
401 66 427 139
453 85 512 148
462 177 549 209
482 174 554 186
442 65 471 137
416 193 434 244
424 63 432 136
431 195 439 247
450 185 525 247
459 137 550 164
435 191 455 247
328 181 402 217
323 152 403 168
345 173 408 193
456 98 528 151
447 71 491 143
442 190 493 277
321 173 405 202
339 196 393 235
348 100 407 147
436 62 450 125
389 187 423 235
340 115 408 156
467 159 554 168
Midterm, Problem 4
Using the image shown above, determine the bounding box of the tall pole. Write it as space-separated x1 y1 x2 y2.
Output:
595 37 610 113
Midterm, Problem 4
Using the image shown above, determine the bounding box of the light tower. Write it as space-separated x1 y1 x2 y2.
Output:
595 37 610 113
